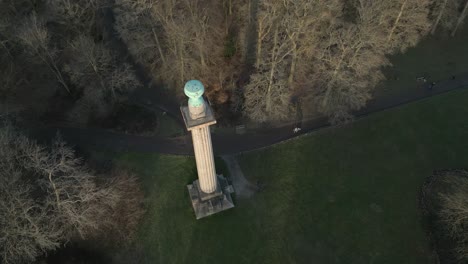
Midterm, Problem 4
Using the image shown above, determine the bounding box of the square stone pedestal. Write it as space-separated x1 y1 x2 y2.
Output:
187 175 235 219
181 106 216 131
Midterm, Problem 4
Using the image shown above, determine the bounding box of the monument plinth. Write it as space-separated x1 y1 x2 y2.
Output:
181 80 234 219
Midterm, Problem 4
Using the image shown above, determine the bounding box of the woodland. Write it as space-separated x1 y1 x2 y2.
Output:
113 0 468 123
0 0 467 126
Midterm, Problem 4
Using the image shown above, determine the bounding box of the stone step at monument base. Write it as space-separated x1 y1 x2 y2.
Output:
187 175 235 219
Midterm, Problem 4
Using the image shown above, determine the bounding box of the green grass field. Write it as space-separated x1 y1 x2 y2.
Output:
116 88 468 264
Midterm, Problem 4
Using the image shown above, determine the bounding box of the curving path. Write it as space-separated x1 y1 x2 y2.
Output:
28 72 468 156
222 156 256 198
26 5 468 156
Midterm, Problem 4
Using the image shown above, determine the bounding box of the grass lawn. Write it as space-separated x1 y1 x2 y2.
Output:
116 89 468 264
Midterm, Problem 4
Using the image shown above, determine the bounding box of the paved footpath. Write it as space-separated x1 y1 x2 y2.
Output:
42 6 466 156
28 73 468 156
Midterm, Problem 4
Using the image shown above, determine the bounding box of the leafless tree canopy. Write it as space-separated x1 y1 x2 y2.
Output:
111 0 450 123
430 0 462 34
1 0 467 124
64 35 140 124
0 124 145 263
0 0 141 126
114 0 239 105
437 170 468 261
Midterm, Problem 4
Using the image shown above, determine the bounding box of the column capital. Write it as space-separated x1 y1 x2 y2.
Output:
184 80 205 108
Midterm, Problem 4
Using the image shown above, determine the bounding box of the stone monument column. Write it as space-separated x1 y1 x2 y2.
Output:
191 127 217 193
181 80 234 219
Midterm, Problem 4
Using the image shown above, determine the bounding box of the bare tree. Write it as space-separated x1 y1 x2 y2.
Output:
254 1 276 68
431 0 461 34
304 0 432 122
244 64 291 122
23 136 116 238
47 0 103 34
108 63 141 98
114 0 239 103
452 0 468 36
380 0 432 53
65 35 113 93
0 179 62 263
116 0 432 124
114 0 166 74
0 124 63 263
312 23 389 124
64 35 141 124
438 170 468 261
244 0 347 122
154 0 233 97
282 0 339 92
17 14 70 93
0 1 14 59
0 124 145 263
244 1 290 121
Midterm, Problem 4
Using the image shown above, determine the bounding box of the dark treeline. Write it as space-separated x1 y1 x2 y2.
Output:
0 0 140 126
114 0 467 124
1 0 467 126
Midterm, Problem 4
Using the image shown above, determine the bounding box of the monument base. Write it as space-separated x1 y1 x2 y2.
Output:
187 175 235 219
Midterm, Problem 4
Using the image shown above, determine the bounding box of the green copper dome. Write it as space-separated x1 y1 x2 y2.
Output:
184 80 205 107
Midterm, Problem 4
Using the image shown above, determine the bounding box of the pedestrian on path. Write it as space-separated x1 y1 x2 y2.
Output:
416 76 427 82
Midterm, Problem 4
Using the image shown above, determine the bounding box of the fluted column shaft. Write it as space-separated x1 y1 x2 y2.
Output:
191 125 217 193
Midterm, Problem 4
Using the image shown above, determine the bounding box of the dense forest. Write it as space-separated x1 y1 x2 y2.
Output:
1 0 467 126
113 0 468 123
0 0 141 128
